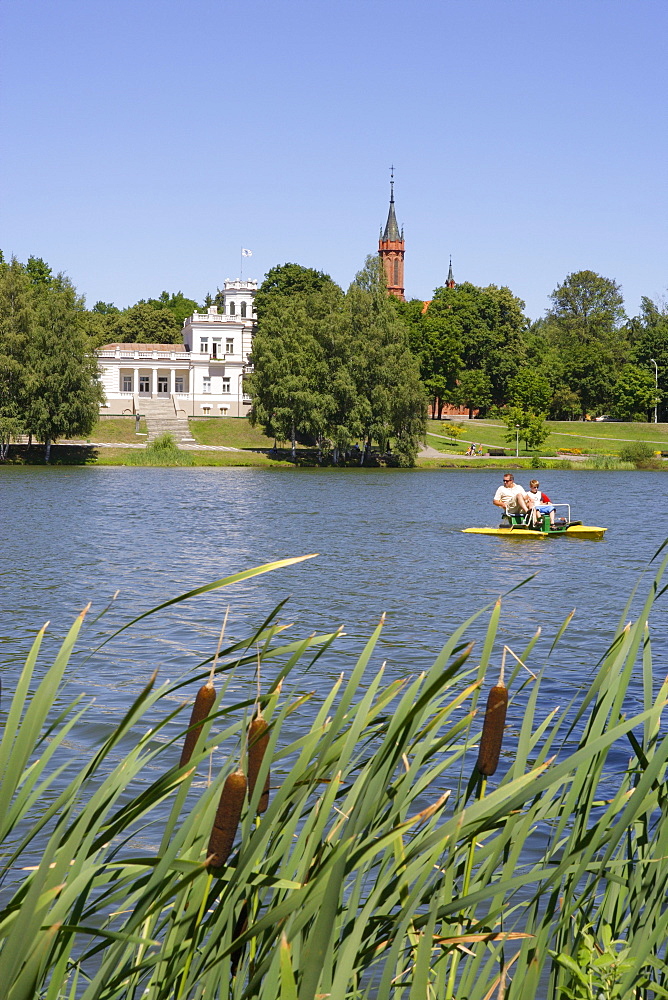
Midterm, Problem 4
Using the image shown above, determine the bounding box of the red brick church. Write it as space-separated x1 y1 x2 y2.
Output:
378 175 470 417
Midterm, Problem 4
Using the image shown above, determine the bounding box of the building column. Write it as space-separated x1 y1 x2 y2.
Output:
170 368 175 395
134 368 139 395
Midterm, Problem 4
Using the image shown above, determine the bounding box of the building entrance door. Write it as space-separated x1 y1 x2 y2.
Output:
157 376 169 394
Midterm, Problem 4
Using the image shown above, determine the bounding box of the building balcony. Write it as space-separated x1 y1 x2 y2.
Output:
98 349 192 361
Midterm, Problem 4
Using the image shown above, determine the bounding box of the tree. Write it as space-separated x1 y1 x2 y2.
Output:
254 263 337 316
345 257 426 466
0 257 103 460
249 257 426 466
248 281 343 461
628 296 668 421
144 291 200 327
425 282 529 407
25 256 54 288
455 369 493 418
395 297 460 419
0 258 32 456
503 406 549 453
108 303 182 345
91 301 120 315
611 364 659 421
546 271 629 416
549 386 581 420
507 367 552 414
25 277 104 460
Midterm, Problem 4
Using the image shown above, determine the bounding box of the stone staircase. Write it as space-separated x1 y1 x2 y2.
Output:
135 396 194 444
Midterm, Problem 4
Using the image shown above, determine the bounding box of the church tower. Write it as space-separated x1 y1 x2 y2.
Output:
445 256 455 289
378 169 405 300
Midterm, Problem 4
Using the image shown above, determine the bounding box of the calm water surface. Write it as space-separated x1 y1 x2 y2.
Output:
1 467 667 780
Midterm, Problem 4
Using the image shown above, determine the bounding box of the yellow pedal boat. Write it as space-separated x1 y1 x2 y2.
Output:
462 524 607 540
463 504 606 540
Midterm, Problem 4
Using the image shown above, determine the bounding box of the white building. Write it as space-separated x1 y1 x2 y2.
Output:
97 279 256 418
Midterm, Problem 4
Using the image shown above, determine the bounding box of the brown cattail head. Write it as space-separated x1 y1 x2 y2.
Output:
207 768 247 869
179 682 216 768
247 715 270 813
476 684 508 776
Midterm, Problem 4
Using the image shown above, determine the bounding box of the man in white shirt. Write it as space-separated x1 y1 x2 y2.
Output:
493 473 529 518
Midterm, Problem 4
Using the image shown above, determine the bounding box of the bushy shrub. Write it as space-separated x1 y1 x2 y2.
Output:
127 432 195 467
619 441 654 466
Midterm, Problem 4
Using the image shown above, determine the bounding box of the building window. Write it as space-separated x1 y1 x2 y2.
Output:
175 376 184 392
240 301 247 317
139 376 150 394
393 260 399 285
212 339 221 358
202 405 211 415
229 301 235 316
122 375 133 392
203 377 211 393
222 377 231 393
226 338 234 354
200 338 208 353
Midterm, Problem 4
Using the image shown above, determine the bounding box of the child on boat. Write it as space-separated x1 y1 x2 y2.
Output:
527 480 556 525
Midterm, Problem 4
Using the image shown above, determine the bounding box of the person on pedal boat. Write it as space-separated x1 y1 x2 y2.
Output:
527 479 556 526
493 474 529 520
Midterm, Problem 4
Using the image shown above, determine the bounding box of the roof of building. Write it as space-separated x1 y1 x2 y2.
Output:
98 343 184 352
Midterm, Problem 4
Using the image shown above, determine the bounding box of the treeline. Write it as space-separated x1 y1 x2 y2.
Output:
399 270 667 425
86 290 203 346
248 259 426 466
0 255 103 460
249 263 667 462
2 247 666 464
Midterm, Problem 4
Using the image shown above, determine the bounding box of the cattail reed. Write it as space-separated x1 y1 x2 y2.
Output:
207 768 247 869
179 610 229 768
476 656 508 777
230 900 249 975
179 682 216 768
247 714 270 813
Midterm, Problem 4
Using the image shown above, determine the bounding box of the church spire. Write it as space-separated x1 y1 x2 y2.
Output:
378 167 405 300
446 256 455 289
383 169 401 241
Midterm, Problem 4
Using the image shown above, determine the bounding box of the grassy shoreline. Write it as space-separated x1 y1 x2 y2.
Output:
0 445 660 470
2 415 666 467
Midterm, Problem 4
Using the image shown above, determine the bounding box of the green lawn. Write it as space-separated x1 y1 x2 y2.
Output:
187 417 275 449
426 419 668 456
69 417 148 443
95 446 292 467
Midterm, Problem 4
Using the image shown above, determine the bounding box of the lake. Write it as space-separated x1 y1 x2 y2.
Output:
1 466 667 783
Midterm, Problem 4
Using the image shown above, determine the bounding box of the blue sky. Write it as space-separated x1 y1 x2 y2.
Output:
1 0 666 320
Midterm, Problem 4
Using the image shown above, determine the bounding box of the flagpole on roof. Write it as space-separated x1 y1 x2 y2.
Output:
240 246 243 280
